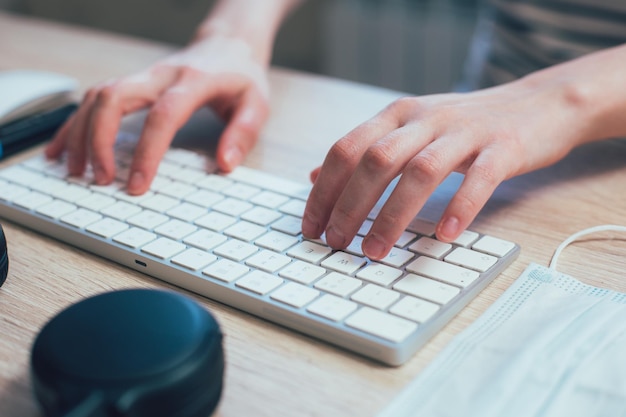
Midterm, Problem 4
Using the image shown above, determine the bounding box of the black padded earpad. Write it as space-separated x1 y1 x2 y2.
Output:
31 289 224 417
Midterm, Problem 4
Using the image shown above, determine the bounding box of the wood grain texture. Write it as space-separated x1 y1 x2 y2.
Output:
2 10 626 417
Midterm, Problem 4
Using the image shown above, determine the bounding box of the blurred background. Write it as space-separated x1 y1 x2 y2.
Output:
0 0 480 95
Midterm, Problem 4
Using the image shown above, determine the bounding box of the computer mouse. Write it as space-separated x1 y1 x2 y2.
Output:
31 288 224 417
0 224 7 287
0 69 78 125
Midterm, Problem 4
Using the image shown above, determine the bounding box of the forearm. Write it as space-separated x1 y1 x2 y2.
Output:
194 0 304 65
516 43 626 146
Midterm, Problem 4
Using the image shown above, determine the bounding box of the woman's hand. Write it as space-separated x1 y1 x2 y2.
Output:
45 35 270 195
302 75 596 260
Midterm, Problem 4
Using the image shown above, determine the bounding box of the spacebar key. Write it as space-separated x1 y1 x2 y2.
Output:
345 307 417 343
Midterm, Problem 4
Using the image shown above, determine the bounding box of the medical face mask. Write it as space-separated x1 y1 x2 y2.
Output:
378 225 626 417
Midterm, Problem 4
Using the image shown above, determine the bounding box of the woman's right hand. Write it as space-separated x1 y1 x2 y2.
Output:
45 34 271 195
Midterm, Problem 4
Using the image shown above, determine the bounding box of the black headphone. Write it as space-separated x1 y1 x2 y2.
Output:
0 224 7 287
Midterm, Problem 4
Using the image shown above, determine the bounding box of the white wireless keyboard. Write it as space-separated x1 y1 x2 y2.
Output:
0 133 519 365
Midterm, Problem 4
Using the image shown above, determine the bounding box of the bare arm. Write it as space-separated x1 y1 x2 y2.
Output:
46 0 303 194
302 44 626 260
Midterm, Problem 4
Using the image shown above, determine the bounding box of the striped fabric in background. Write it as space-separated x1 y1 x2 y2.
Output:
462 0 626 89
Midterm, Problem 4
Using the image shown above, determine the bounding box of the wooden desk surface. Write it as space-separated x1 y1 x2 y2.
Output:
2 10 626 417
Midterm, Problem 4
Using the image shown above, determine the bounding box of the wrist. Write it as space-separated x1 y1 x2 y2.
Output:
193 0 302 66
518 45 626 145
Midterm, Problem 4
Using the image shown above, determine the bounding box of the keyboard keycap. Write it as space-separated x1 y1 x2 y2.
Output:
236 270 283 295
271 282 320 308
307 294 358 322
202 259 249 282
171 248 217 271
351 284 400 310
406 256 479 288
345 307 417 343
314 272 362 297
393 274 460 304
389 296 440 323
140 237 186 259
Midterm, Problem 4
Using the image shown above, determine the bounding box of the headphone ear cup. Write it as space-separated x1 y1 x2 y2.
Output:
0 224 8 287
30 289 224 417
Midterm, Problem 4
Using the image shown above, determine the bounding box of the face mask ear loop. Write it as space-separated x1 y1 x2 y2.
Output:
549 225 626 271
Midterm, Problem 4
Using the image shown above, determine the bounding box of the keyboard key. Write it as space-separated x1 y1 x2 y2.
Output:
184 189 224 208
159 182 197 199
60 208 103 228
101 201 142 220
0 165 43 186
140 194 180 213
222 183 260 200
389 296 440 323
278 199 306 217
245 250 292 273
86 218 129 238
321 251 367 275
0 181 29 201
183 229 227 251
393 274 460 304
270 215 302 235
202 259 249 282
444 247 497 272
213 239 258 262
196 174 233 192
140 237 187 259
50 184 92 203
75 193 116 211
127 210 169 230
241 206 282 226
235 270 283 295
36 200 77 219
287 241 332 264
395 230 418 248
171 248 217 271
212 198 253 216
271 282 320 308
195 211 237 232
166 202 206 222
345 307 417 343
409 237 452 259
451 230 480 247
378 247 414 268
356 263 403 286
254 230 299 252
351 284 400 310
314 272 362 297
345 236 364 256
406 256 479 288
223 220 267 242
472 235 516 257
250 190 290 209
406 218 437 236
168 167 206 184
14 191 53 210
155 219 197 240
113 227 157 249
307 294 358 322
278 260 326 284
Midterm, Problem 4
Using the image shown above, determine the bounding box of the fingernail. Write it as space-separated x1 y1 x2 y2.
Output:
439 216 459 241
363 234 388 260
223 147 243 171
302 215 319 238
93 165 106 184
326 225 347 249
128 170 145 193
